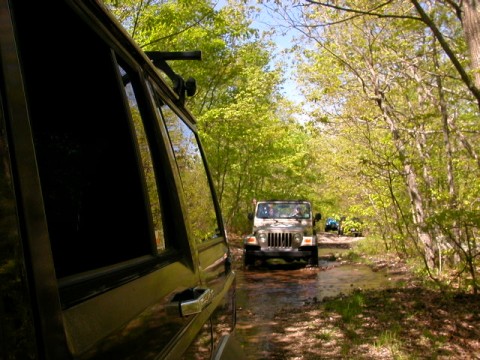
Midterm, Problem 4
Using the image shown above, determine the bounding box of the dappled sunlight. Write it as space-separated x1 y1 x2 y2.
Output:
267 287 480 359
231 231 480 358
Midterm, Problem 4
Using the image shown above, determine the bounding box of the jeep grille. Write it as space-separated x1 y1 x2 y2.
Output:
267 233 293 248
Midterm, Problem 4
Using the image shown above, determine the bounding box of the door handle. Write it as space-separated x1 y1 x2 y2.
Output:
167 287 214 317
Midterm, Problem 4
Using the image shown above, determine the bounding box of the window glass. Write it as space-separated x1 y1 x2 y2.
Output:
119 65 165 251
22 9 153 277
159 105 219 242
257 202 311 219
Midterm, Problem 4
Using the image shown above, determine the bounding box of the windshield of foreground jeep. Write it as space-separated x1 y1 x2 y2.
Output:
256 202 313 219
286 204 310 219
256 203 278 218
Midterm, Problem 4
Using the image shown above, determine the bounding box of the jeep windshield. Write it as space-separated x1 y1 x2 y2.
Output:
256 202 311 219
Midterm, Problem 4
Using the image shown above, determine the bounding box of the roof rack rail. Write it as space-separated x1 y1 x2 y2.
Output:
145 51 201 105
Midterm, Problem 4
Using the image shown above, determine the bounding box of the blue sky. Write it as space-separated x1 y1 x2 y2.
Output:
214 0 304 104
253 5 303 103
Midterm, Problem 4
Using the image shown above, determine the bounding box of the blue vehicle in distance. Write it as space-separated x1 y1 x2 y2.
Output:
325 217 339 232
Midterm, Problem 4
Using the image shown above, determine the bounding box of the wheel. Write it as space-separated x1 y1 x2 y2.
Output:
308 246 319 266
244 252 255 267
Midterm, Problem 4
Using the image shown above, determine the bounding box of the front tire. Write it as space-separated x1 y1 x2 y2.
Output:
308 246 319 266
244 252 255 267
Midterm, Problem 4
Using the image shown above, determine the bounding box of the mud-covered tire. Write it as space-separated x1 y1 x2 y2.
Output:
244 252 255 267
308 247 319 266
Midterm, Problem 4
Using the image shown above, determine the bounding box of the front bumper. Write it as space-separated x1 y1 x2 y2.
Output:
243 247 315 259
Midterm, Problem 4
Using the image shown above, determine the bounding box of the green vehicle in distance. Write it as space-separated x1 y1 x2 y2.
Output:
338 216 365 237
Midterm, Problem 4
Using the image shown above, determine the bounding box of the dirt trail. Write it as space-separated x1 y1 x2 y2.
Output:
230 233 480 359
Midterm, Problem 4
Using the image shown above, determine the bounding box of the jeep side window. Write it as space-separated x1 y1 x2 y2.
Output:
119 64 165 251
18 4 161 279
156 103 219 242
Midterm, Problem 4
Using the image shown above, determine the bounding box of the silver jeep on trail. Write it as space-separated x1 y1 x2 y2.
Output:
243 200 322 267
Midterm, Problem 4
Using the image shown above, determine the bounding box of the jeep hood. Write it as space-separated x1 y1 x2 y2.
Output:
253 222 305 233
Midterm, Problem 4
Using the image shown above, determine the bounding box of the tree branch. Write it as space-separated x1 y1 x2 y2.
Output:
304 0 421 21
410 0 480 109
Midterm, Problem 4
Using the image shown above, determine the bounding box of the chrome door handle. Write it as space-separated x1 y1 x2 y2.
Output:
167 287 214 317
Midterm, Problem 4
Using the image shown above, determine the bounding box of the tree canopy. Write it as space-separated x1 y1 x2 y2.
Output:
104 0 480 293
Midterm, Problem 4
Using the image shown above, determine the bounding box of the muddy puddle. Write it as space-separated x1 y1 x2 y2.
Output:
236 247 400 308
233 245 406 357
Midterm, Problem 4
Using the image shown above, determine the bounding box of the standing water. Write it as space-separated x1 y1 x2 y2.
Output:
233 236 406 358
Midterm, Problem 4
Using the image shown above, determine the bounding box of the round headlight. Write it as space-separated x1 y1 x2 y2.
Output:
258 233 267 243
294 233 302 243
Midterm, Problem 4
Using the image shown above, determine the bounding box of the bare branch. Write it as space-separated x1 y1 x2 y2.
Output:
441 0 463 21
410 0 480 109
304 0 421 21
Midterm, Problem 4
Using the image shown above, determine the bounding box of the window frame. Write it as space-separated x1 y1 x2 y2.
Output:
147 80 226 246
13 14 196 308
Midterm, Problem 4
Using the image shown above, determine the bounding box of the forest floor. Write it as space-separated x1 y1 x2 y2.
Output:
230 233 480 359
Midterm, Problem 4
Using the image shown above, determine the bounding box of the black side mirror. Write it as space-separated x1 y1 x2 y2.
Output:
248 212 254 220
315 213 322 221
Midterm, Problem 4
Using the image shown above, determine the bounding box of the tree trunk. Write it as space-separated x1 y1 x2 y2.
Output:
462 0 480 89
410 0 480 109
374 89 436 269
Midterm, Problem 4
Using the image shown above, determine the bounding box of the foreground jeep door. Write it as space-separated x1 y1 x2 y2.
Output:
0 0 236 359
153 95 237 358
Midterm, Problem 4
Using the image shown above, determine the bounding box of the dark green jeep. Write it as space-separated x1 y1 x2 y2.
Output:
0 1 244 358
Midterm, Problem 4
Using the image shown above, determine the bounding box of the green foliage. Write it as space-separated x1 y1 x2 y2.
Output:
324 291 365 323
342 250 364 263
340 217 365 236
374 329 403 357
105 0 480 290
314 330 333 341
104 0 327 234
285 0 480 290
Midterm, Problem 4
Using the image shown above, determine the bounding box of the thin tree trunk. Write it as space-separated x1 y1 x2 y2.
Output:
374 88 435 269
462 0 480 89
